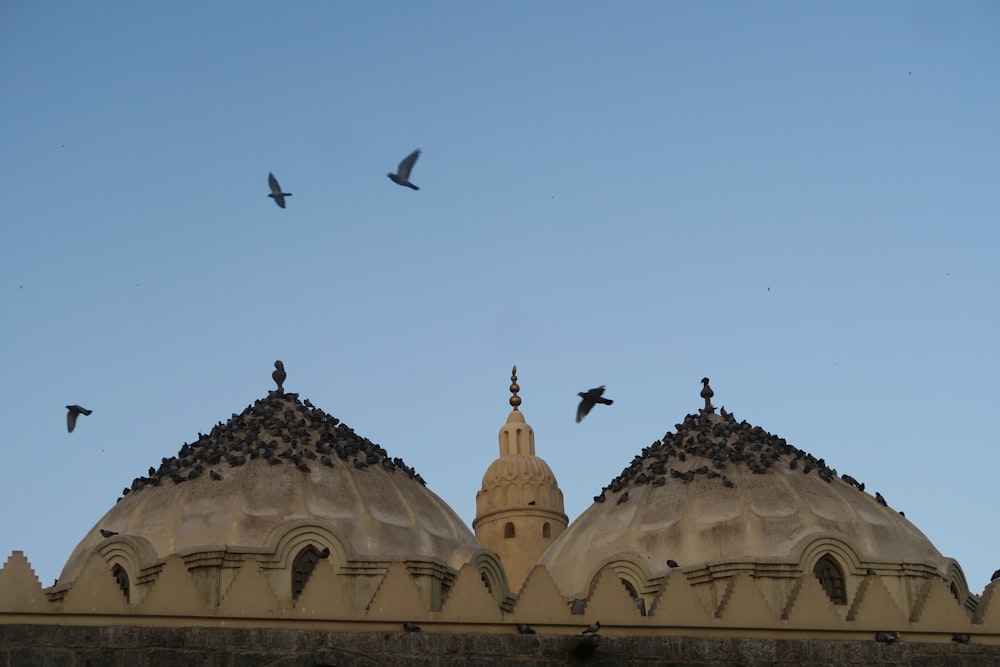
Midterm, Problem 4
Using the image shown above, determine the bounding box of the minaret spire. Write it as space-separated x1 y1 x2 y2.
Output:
509 365 521 410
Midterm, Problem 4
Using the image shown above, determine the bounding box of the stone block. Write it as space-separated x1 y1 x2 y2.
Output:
680 636 731 661
103 625 142 648
76 649 121 667
732 637 776 662
205 627 254 649
843 640 878 663
144 626 187 648
10 648 73 667
465 633 501 656
911 655 961 667
254 628 296 651
808 639 846 662
149 649 211 667
294 629 328 651
59 625 102 648
775 639 808 662
632 637 669 658
506 633 542 656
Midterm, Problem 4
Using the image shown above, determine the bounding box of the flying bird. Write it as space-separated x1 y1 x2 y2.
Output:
576 386 613 422
387 149 421 190
580 621 601 636
100 529 118 538
267 173 292 208
66 405 92 433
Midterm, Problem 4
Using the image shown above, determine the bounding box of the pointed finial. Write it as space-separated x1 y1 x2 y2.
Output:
272 360 286 394
509 365 521 409
700 377 715 414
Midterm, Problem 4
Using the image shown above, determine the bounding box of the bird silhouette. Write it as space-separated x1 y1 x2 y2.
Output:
272 360 286 393
320 547 331 559
402 622 421 632
267 173 291 208
875 631 900 644
517 623 536 635
666 559 679 568
580 621 601 636
992 569 1000 582
387 149 421 190
66 405 92 433
100 529 118 538
952 633 970 644
576 386 613 422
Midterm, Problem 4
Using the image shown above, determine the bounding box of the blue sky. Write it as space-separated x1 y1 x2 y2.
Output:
2 2 998 594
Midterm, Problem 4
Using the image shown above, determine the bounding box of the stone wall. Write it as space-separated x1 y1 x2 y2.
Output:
2 625 1000 667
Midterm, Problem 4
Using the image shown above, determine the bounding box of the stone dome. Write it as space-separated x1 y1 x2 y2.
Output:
540 407 961 600
60 390 482 585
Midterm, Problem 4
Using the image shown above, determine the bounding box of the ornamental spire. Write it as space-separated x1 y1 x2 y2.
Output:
509 365 521 410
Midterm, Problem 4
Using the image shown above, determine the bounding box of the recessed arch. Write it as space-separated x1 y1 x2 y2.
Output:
542 522 551 538
111 563 130 601
292 545 322 600
813 554 847 605
504 522 515 539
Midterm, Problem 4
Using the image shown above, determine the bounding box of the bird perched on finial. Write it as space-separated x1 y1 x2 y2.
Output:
577 386 613 422
66 405 92 433
267 173 291 208
387 149 421 190
700 378 715 414
272 360 286 393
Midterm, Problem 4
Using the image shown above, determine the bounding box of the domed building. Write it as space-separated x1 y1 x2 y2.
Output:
540 383 971 625
1 368 998 666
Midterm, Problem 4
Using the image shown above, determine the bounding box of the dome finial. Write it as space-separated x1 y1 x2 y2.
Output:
509 365 521 409
272 360 286 394
700 377 715 414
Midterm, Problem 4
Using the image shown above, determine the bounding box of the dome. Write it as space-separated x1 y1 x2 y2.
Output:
60 390 482 585
540 407 958 600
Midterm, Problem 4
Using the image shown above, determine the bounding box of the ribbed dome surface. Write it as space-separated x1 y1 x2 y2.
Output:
60 391 480 584
481 454 559 486
540 409 950 598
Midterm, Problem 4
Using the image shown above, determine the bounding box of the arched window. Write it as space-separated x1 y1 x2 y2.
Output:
480 572 493 595
813 555 847 605
292 545 322 599
542 522 551 538
620 578 646 616
950 582 961 602
111 564 130 601
504 522 515 539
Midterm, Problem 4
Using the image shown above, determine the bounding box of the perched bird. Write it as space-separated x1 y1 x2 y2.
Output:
267 173 291 208
874 631 900 644
210 470 222 481
991 569 1000 582
666 560 679 568
700 377 714 413
319 547 331 559
402 622 421 632
517 623 536 635
875 492 887 506
387 149 421 190
952 633 970 644
576 386 613 423
580 621 601 636
272 360 286 393
100 529 118 538
616 491 629 505
66 405 92 433
865 568 877 576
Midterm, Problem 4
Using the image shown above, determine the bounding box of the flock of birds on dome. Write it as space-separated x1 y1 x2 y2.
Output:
110 361 426 503
66 363 1000 590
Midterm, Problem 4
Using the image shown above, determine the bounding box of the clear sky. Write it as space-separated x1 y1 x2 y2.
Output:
2 2 998 594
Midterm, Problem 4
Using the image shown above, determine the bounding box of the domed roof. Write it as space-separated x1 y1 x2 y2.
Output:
60 389 481 584
540 406 954 599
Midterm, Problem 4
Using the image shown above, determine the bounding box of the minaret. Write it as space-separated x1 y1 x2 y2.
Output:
474 366 568 592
